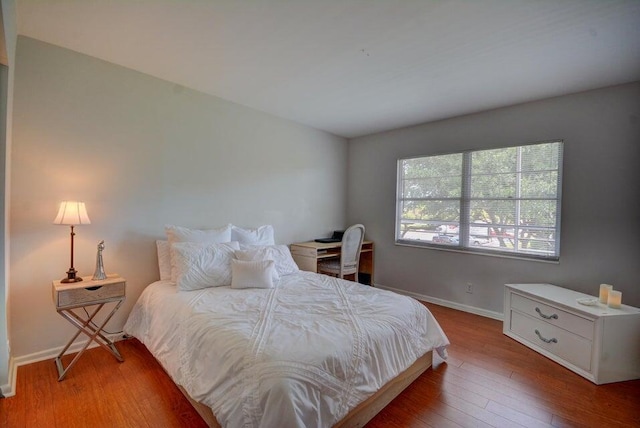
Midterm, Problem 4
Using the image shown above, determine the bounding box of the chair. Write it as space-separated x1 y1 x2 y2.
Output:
318 224 365 283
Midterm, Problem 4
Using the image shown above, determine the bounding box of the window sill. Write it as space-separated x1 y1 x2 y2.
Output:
394 240 560 264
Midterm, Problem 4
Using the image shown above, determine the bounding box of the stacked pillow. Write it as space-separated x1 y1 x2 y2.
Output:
172 241 240 291
231 224 275 247
156 224 299 291
230 259 278 289
234 245 299 277
165 224 233 283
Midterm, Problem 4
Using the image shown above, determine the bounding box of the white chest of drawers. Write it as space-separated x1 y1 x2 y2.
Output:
503 283 640 384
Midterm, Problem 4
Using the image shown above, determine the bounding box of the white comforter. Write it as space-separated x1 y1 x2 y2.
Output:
124 271 449 428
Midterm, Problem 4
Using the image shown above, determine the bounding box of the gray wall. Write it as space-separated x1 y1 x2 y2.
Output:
348 83 640 312
9 37 347 358
0 64 7 394
0 0 15 395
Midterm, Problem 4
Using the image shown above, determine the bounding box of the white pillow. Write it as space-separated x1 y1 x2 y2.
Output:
231 225 275 246
231 259 277 289
165 224 232 244
235 245 299 277
165 224 232 281
156 240 171 281
172 241 240 291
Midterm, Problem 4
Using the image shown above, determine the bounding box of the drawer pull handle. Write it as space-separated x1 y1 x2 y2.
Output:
535 307 558 320
85 286 103 291
535 329 558 344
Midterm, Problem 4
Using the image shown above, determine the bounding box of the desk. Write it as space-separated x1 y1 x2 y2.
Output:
290 241 374 285
52 274 126 381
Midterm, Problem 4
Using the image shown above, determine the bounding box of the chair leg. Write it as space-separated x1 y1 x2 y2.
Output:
320 270 338 278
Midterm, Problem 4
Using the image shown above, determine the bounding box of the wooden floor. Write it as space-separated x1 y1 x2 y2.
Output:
1 302 639 427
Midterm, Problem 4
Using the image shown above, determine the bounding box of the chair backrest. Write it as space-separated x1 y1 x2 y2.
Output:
340 224 365 275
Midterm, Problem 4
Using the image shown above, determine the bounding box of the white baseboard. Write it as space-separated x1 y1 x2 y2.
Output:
0 357 14 398
1 333 124 398
375 283 504 321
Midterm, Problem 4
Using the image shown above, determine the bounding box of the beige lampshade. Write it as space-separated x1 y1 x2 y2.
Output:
53 201 91 225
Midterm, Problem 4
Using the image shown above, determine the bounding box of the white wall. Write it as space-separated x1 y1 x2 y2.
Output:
9 37 347 358
348 83 640 313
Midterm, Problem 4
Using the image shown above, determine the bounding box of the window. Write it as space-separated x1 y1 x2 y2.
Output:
396 141 563 261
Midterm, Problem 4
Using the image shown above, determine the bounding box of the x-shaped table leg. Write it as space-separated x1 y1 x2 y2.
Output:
54 300 124 381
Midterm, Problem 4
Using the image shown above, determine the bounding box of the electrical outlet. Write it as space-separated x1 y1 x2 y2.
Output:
466 283 473 293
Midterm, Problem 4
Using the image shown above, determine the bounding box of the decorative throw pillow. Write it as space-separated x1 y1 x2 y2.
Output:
230 259 277 289
172 241 240 291
165 224 232 281
231 225 275 246
156 240 171 281
234 245 299 277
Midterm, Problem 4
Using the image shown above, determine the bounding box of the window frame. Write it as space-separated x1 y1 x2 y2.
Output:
395 140 563 262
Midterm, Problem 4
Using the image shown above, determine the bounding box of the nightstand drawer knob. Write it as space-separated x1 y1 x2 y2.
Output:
85 286 102 291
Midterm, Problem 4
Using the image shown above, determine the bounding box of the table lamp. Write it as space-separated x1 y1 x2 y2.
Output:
54 201 91 283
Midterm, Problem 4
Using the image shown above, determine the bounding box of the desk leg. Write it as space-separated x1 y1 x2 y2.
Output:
55 300 124 381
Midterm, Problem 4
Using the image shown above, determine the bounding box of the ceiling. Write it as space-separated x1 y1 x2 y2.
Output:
16 0 640 138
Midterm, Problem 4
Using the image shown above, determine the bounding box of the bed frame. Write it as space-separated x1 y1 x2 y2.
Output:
177 350 433 428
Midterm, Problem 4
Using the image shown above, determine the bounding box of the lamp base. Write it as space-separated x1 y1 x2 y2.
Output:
61 268 83 283
60 277 83 283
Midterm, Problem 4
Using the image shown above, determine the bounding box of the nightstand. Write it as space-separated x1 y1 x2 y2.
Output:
52 274 126 381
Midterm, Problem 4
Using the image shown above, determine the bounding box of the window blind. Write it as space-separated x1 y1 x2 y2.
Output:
396 141 563 261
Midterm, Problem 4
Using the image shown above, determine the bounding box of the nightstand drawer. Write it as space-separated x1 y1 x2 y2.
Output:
57 282 125 308
53 275 126 309
510 310 592 371
511 293 594 339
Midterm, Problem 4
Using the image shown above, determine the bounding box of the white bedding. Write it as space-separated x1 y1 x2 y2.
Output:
124 271 449 428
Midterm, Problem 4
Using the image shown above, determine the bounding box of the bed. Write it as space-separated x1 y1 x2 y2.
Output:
124 226 449 427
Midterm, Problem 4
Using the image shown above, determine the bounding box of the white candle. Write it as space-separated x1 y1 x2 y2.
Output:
599 284 613 304
608 290 622 309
